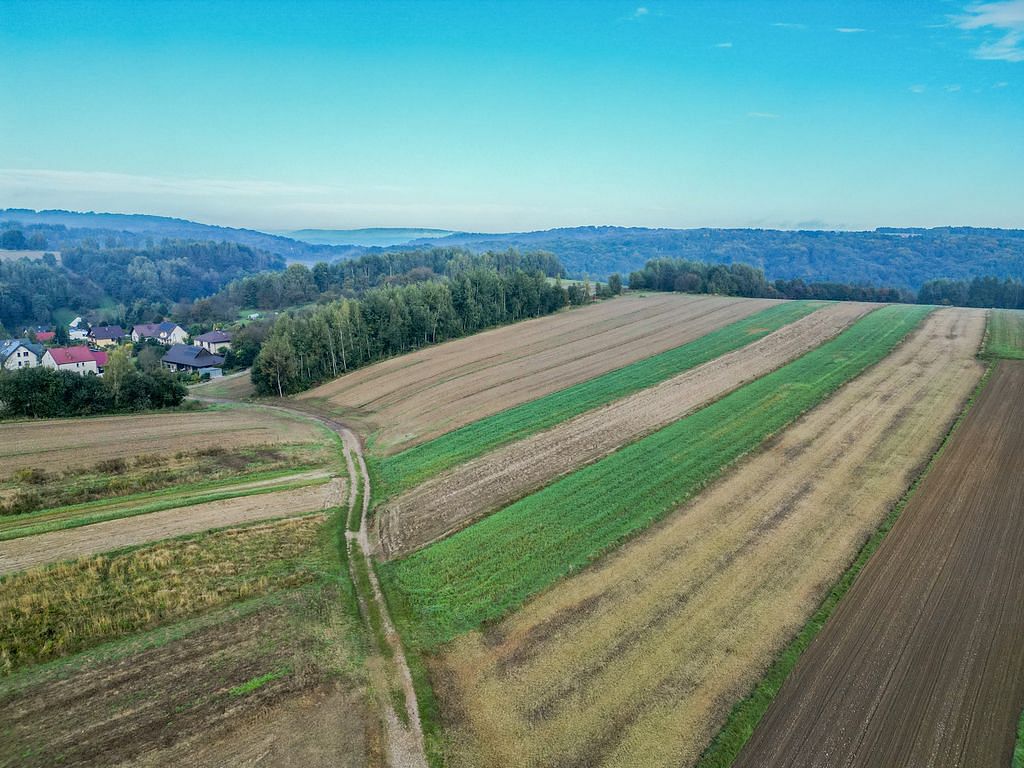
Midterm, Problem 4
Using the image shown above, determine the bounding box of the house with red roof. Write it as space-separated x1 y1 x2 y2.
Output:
34 330 56 343
41 346 107 376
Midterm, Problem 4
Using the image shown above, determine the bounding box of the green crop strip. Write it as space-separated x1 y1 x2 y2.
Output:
380 304 931 648
378 301 824 496
984 309 1024 359
1015 706 1024 768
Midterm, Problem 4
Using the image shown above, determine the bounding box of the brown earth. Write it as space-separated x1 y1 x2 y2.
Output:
0 408 324 472
0 478 343 575
434 308 986 768
299 293 777 454
734 358 1024 768
376 301 871 559
0 596 380 768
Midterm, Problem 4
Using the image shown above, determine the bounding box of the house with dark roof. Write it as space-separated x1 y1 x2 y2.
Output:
194 330 232 353
0 339 44 370
87 325 126 348
161 344 224 372
41 346 106 375
132 321 188 346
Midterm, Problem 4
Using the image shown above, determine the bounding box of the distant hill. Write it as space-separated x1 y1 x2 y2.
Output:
287 227 458 247
414 226 1024 290
0 209 365 263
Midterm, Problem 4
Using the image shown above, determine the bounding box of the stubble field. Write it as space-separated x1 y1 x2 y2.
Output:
432 307 985 768
299 292 777 454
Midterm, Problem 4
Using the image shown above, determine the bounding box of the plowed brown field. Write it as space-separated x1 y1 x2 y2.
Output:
376 301 872 559
735 359 1024 768
298 293 776 454
0 478 342 575
433 308 985 768
0 408 322 472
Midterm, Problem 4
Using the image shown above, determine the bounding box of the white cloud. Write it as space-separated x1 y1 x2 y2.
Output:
746 111 781 119
945 83 963 91
957 1 1024 62
771 22 806 29
993 79 1010 85
836 27 867 33
909 84 928 93
715 41 733 48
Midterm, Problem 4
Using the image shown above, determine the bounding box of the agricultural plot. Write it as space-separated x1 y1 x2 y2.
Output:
377 301 868 558
380 304 932 647
0 551 375 768
377 300 823 498
433 308 985 768
299 292 777 454
0 478 342 575
0 407 324 471
735 358 1024 768
986 308 1024 359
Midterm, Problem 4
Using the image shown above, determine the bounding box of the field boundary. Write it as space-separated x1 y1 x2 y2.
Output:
693 359 995 768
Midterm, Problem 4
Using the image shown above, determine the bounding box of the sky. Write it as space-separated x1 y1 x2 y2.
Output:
1 0 1022 232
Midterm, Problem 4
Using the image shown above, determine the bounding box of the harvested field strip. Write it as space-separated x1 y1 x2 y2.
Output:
378 300 822 495
734 359 1024 768
0 471 331 542
986 308 1024 358
302 293 777 454
0 480 342 576
432 308 985 768
381 304 932 647
0 586 374 768
0 514 334 674
378 302 867 557
0 408 325 472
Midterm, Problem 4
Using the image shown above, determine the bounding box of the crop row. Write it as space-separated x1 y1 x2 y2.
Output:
377 300 822 495
379 304 932 647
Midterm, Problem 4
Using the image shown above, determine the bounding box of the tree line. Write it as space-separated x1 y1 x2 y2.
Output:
177 247 565 323
0 350 186 419
252 267 573 396
628 259 908 303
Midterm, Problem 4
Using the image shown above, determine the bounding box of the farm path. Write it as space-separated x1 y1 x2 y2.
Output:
734 358 1024 768
377 300 873 559
435 308 986 768
300 292 776 454
0 479 340 575
193 394 429 768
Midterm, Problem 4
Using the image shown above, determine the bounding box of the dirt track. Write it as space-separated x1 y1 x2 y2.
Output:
735 359 1024 768
299 293 776 454
376 301 871 559
0 478 342 575
0 409 321 472
435 308 986 768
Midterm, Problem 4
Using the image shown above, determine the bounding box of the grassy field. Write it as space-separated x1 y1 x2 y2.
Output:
377 301 822 495
985 309 1024 359
0 515 333 674
380 304 932 647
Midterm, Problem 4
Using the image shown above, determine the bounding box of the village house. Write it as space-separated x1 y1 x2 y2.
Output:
88 325 126 348
132 321 189 346
68 317 89 341
161 344 224 373
194 330 232 353
0 339 44 370
41 346 108 376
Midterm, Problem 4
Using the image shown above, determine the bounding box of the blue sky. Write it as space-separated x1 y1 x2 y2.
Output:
1 0 1022 231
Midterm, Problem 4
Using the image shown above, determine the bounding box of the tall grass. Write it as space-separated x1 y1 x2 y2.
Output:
0 515 332 674
380 304 931 647
984 309 1024 359
378 301 822 495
